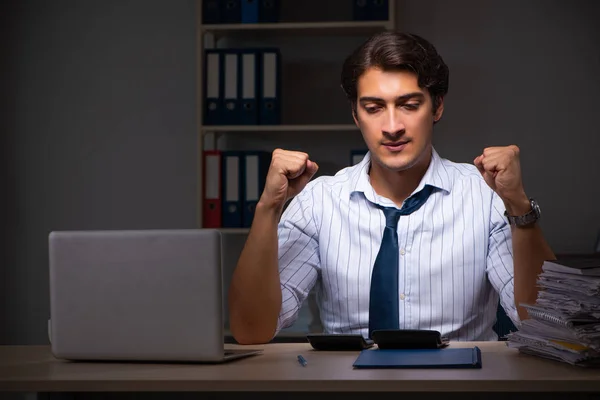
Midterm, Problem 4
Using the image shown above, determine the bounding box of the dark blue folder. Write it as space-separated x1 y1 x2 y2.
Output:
353 347 482 369
202 0 221 24
241 0 259 23
221 0 241 23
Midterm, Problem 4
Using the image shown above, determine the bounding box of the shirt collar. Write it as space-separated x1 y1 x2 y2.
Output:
349 147 451 204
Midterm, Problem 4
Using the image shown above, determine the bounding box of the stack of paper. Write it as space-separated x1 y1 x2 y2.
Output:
507 258 600 367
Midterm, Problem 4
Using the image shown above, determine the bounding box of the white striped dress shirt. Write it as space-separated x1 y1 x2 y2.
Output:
275 148 520 341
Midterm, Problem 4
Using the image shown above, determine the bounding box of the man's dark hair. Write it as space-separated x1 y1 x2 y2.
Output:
341 31 449 117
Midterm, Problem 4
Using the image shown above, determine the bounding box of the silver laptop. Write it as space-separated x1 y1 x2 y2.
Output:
48 229 262 362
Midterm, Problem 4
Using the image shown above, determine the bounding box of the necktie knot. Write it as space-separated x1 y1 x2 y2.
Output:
382 207 402 229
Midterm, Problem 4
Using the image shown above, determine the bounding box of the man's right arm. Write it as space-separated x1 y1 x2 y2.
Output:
228 201 282 344
228 149 319 345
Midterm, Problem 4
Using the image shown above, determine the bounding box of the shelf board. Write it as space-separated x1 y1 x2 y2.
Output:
201 20 392 35
218 228 250 234
201 124 358 133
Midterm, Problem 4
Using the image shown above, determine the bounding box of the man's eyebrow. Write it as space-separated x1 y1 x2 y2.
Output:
358 92 425 103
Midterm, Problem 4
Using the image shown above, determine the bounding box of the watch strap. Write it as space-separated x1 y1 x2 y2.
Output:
504 198 540 226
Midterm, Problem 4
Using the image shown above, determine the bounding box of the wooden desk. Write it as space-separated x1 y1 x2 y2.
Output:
0 342 599 398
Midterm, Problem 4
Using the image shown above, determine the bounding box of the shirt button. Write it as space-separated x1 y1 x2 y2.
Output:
400 293 406 300
400 249 406 255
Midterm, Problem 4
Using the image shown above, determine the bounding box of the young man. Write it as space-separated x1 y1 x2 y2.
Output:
228 31 556 344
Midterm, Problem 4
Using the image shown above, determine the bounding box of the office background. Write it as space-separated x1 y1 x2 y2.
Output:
1 0 599 345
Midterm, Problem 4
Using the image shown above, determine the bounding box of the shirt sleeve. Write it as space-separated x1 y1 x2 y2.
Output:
486 192 521 328
273 186 321 337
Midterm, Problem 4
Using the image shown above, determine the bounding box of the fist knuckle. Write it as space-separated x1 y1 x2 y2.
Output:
297 151 309 161
270 155 281 166
271 149 282 161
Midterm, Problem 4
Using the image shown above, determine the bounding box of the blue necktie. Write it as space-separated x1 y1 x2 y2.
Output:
368 185 434 338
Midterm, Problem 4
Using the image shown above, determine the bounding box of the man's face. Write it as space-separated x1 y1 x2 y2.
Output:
353 67 443 173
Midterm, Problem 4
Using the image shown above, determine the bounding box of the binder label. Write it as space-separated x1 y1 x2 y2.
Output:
263 53 277 98
206 53 220 99
205 155 220 199
225 156 240 202
225 53 238 106
245 155 259 201
242 53 256 99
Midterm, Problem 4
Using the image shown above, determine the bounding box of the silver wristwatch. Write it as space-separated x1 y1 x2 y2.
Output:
504 198 541 227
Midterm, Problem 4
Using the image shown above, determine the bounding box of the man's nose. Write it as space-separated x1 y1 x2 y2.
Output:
381 108 405 136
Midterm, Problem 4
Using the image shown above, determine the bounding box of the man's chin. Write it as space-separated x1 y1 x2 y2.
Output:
377 160 415 172
373 154 414 171
383 163 413 172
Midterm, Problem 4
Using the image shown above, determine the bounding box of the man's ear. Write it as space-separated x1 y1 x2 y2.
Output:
352 109 359 127
433 96 445 122
351 103 360 127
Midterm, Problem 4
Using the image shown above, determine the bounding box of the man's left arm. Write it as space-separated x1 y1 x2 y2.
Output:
475 145 556 321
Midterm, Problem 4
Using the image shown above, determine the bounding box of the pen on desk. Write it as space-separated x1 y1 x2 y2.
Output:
297 355 307 367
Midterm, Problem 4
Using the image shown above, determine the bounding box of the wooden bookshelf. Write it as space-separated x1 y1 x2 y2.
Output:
196 1 396 229
201 124 358 134
218 228 250 234
201 20 393 36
